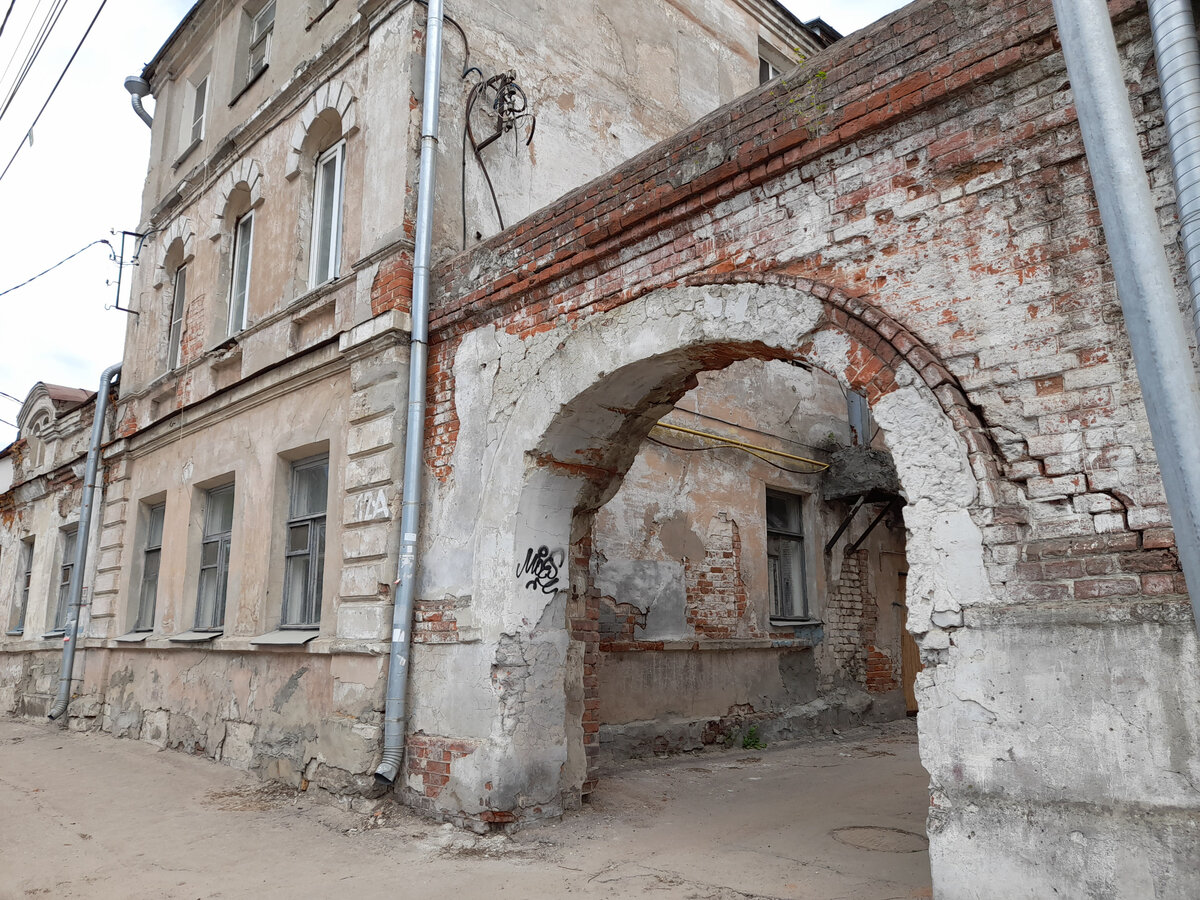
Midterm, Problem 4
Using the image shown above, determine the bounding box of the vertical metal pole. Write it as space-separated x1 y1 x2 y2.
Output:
1051 0 1200 624
48 362 121 720
376 0 444 784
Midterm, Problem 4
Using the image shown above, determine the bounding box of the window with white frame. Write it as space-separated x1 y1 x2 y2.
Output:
766 490 811 621
190 76 209 144
195 485 235 631
168 264 187 370
247 1 275 84
282 456 328 628
229 211 254 334
310 141 345 286
135 504 166 632
52 527 78 632
759 56 782 84
7 539 33 634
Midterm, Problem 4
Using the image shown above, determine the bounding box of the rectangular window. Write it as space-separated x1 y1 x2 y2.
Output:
247 1 275 83
229 211 254 334
191 76 208 144
168 265 187 370
8 539 33 634
53 527 79 632
766 491 810 621
282 456 328 628
135 504 166 632
310 142 345 286
195 485 235 631
759 57 781 84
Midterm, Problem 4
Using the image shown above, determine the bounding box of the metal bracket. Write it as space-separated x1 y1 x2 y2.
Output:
105 230 149 316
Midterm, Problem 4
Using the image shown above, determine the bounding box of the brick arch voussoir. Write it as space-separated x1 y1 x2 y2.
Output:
684 271 1003 497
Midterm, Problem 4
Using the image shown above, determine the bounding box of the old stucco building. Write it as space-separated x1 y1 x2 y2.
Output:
5 0 1200 895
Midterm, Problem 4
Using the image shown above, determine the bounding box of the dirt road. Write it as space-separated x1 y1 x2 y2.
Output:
0 717 931 899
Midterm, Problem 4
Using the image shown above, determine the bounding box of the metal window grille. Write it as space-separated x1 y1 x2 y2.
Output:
229 211 254 334
247 1 275 83
309 142 345 286
195 485 234 631
135 504 165 632
53 528 78 632
281 456 328 628
766 490 810 620
10 539 33 634
168 265 187 369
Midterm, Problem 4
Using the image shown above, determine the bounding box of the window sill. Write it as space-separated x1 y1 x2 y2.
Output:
172 137 202 171
769 617 822 628
114 631 154 643
250 629 320 646
229 64 268 107
169 630 222 643
600 634 824 652
42 630 65 640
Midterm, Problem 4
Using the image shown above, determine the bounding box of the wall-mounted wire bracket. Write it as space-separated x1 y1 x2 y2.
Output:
105 229 150 316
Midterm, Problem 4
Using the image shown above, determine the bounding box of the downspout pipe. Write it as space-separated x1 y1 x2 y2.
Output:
1051 0 1200 626
48 362 121 721
1147 0 1200 360
123 76 152 128
375 0 444 785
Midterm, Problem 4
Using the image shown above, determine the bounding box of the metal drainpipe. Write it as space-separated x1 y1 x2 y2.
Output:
1051 0 1200 625
1147 0 1200 360
48 362 121 721
375 0 445 785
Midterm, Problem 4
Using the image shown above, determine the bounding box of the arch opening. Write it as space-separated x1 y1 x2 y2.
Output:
420 280 998 846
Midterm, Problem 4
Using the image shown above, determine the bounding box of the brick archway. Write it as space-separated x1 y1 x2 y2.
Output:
410 279 995 823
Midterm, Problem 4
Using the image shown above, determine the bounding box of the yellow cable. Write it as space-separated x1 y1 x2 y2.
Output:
651 422 830 471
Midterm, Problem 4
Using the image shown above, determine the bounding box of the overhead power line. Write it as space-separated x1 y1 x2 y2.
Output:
0 238 112 299
0 0 107 188
0 1 18 43
0 0 69 124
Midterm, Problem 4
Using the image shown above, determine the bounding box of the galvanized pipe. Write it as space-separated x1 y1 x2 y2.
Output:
48 362 121 721
376 0 444 785
1147 0 1200 361
123 76 153 128
1051 0 1200 624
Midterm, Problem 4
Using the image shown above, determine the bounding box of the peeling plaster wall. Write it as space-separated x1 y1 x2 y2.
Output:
586 358 908 759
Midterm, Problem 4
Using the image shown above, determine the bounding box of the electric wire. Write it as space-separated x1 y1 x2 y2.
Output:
645 433 825 476
0 416 17 429
0 0 18 42
0 0 69 125
669 404 831 456
0 0 50 92
0 0 106 188
0 238 112 299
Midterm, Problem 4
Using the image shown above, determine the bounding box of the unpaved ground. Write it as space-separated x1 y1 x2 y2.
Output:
0 717 931 899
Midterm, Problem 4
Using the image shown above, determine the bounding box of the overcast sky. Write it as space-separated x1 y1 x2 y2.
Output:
0 0 906 447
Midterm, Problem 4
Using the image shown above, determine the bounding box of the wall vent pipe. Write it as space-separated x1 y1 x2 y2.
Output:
1148 0 1200 362
48 362 121 721
124 76 152 128
1051 0 1200 626
375 0 445 786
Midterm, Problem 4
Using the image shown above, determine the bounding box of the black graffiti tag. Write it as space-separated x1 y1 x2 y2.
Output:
516 546 565 594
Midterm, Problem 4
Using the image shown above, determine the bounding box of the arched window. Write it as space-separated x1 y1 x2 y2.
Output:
285 80 358 292
155 218 196 372
211 159 265 336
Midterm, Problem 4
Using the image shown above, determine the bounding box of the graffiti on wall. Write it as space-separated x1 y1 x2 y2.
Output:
517 546 565 593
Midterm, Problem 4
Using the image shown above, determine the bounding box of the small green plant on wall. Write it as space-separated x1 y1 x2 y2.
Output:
775 49 829 139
